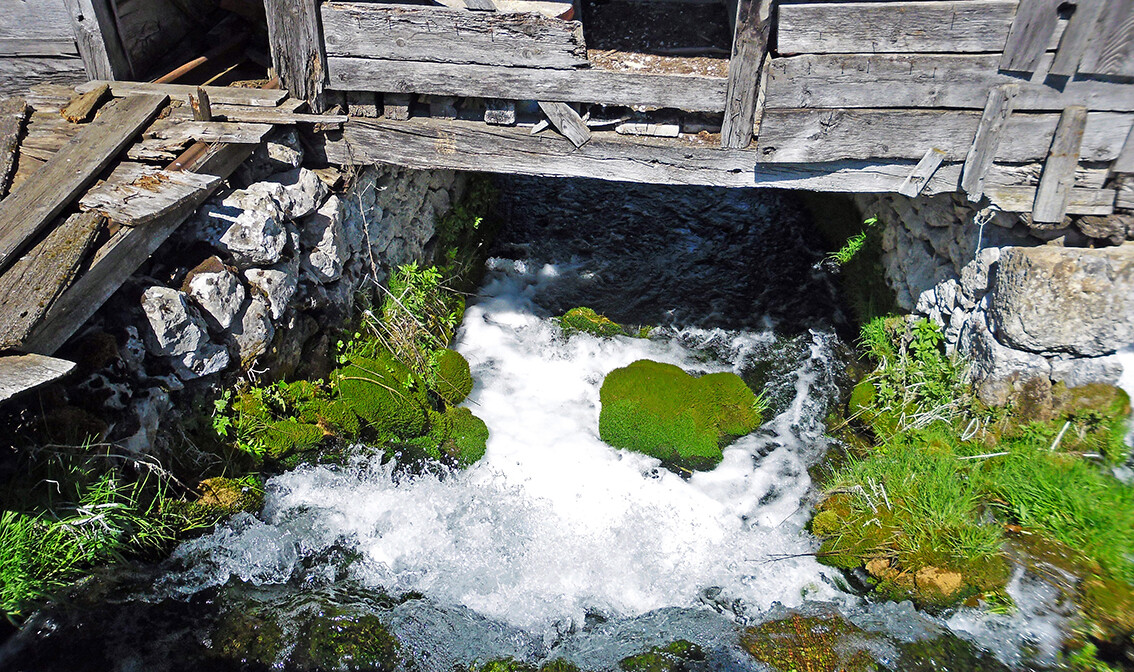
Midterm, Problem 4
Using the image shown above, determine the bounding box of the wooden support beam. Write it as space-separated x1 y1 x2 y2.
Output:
1114 125 1134 175
1033 105 1089 223
720 0 772 148
962 84 1019 202
345 91 378 118
485 99 516 126
898 148 947 198
538 101 591 147
383 93 412 121
77 80 289 107
264 0 327 111
1050 0 1107 77
61 83 110 123
0 97 28 199
62 0 131 80
0 354 76 404
0 94 167 274
1000 0 1062 73
210 105 349 127
988 185 1114 216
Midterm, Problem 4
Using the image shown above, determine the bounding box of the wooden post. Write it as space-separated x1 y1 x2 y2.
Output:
999 0 1061 73
190 87 213 121
1049 0 1106 77
62 0 131 80
961 84 1018 202
898 148 947 198
720 0 773 149
1033 106 1088 224
264 0 327 112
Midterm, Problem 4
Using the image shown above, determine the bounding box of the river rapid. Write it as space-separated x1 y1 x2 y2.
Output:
1 177 1114 671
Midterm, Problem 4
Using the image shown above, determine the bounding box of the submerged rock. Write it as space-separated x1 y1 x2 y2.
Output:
599 360 762 472
618 640 704 672
557 307 624 338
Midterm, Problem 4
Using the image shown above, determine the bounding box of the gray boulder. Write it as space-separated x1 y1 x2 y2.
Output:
300 195 349 284
267 167 328 220
185 256 245 331
245 257 299 321
140 286 230 379
219 209 287 267
230 295 275 366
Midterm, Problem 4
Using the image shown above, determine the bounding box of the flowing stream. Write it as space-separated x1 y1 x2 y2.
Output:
2 178 1123 671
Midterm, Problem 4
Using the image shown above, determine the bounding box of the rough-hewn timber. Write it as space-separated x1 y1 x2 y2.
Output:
961 85 1019 201
0 354 76 403
77 80 289 107
1033 106 1088 223
264 0 327 110
0 97 28 198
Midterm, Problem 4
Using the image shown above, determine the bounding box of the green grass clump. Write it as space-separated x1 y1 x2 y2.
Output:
618 640 705 672
557 307 624 338
599 360 765 472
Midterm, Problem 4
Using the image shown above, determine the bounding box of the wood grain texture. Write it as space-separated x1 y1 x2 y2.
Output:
764 53 1134 111
721 0 772 148
77 80 289 107
0 97 28 198
898 148 946 197
0 58 85 98
538 101 590 146
1078 0 1134 77
321 2 587 69
1000 0 1061 72
328 56 729 112
264 0 327 110
987 184 1114 215
962 84 1018 201
0 354 76 403
0 94 166 274
210 105 348 126
754 107 1131 163
1033 105 1088 223
79 162 222 225
145 120 274 145
383 93 412 120
484 99 516 125
778 0 1020 54
0 39 79 58
61 82 109 123
1050 0 1106 77
1114 124 1134 174
62 0 130 80
0 211 103 349
0 0 76 45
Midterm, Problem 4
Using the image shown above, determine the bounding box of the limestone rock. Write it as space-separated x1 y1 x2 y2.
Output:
184 256 245 331
958 311 1051 405
141 286 210 357
172 343 230 380
960 247 999 302
244 258 299 320
230 295 275 366
267 167 328 220
234 127 304 185
118 388 172 456
1076 213 1132 245
988 244 1134 356
219 208 287 267
1049 354 1126 387
300 195 348 284
221 182 288 219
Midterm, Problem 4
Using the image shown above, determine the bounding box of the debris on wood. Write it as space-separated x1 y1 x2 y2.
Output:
61 83 110 123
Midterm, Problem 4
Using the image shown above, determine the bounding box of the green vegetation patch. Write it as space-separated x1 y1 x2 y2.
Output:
740 612 879 672
599 360 766 472
618 640 705 672
470 658 582 672
557 307 625 338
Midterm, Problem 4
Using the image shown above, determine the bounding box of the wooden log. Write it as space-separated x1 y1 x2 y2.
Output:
898 148 947 198
23 142 257 355
720 0 772 148
345 91 378 118
264 0 327 111
537 101 590 147
1033 105 1088 223
190 87 213 121
0 354 76 403
61 82 109 123
383 93 412 121
0 58 86 98
962 85 1019 202
321 3 587 69
987 185 1114 215
0 97 28 198
76 80 289 107
79 163 223 225
61 0 131 80
1000 0 1062 73
1049 0 1106 77
778 1 1021 54
1115 125 1134 175
0 212 103 349
754 108 1132 163
210 104 349 127
1078 0 1134 78
0 94 167 274
764 53 1134 112
484 99 516 126
327 56 729 112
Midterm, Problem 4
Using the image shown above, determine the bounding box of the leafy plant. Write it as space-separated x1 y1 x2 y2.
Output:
827 216 879 266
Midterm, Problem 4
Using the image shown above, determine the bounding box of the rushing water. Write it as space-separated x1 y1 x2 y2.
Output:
1 178 1120 671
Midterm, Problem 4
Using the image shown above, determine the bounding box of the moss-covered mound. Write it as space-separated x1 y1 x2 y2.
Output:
741 612 878 672
618 640 704 672
599 360 763 472
430 347 475 405
470 658 582 672
557 307 624 338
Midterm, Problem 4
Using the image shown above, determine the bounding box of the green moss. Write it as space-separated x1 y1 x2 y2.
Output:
299 610 401 672
210 607 289 666
472 659 539 672
335 354 430 439
741 612 879 672
195 476 265 515
618 640 705 672
262 418 325 459
895 633 1011 671
599 360 762 472
557 307 624 338
431 348 475 406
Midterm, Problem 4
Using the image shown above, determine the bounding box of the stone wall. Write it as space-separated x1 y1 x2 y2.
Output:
854 191 1134 403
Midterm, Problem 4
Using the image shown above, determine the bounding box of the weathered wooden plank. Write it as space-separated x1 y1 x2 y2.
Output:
1116 181 1134 209
79 163 223 225
210 105 349 126
1078 0 1134 77
1033 105 1088 223
484 99 516 126
0 0 75 45
61 82 109 123
321 3 587 69
1000 0 1061 72
0 58 85 98
962 85 1018 202
76 80 289 107
764 53 1134 111
265 0 327 111
1050 0 1106 77
987 185 1114 215
191 87 213 122
383 93 412 121
62 0 131 80
778 1 1020 54
328 56 729 112
538 101 590 147
345 91 378 118
23 142 257 355
721 0 772 148
754 108 1132 163
898 148 946 197
0 39 79 58
0 97 28 198
0 212 103 349
145 120 274 145
0 94 166 274
1115 125 1134 174
0 354 76 403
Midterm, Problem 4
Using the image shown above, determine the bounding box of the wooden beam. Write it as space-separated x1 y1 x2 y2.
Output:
0 94 166 274
264 0 327 111
1114 125 1134 175
321 3 587 69
210 105 348 127
0 58 86 99
764 53 1134 111
61 0 131 80
0 354 76 404
1078 0 1134 77
720 0 772 148
383 93 412 121
1033 105 1088 223
1049 0 1107 77
79 163 222 226
327 56 729 112
0 39 80 58
898 148 947 198
988 185 1114 215
962 84 1019 202
1000 0 1062 73
0 97 28 198
537 101 590 147
77 80 289 107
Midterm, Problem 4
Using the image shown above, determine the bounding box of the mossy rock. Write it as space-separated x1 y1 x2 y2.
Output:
209 607 289 667
263 418 325 459
599 360 762 472
196 476 265 515
618 640 705 672
558 307 623 338
741 612 879 672
430 348 474 406
296 610 401 672
407 407 490 467
335 354 430 438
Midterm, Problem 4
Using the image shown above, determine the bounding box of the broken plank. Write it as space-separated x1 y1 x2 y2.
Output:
0 212 103 349
1050 0 1107 77
0 93 167 274
321 3 587 69
962 84 1019 202
328 56 728 112
264 0 327 111
61 82 109 123
898 148 947 197
76 80 288 107
1033 106 1089 223
721 0 772 148
210 104 349 126
191 87 213 121
145 120 274 145
0 97 28 198
1000 0 1062 72
987 185 1114 215
0 354 76 404
537 101 590 147
79 163 222 226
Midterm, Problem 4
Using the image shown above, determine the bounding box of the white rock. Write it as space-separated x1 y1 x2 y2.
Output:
915 287 937 315
234 127 304 185
245 257 299 321
1050 354 1126 387
172 343 230 380
230 295 275 365
187 264 246 331
267 167 328 220
219 209 287 267
141 287 209 357
934 278 959 313
300 195 349 283
222 182 288 219
119 388 171 455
